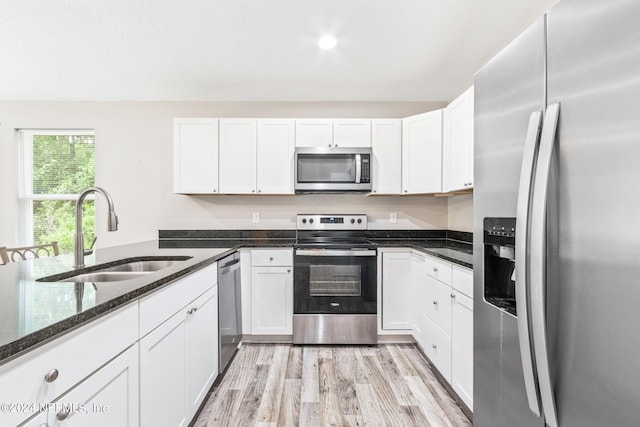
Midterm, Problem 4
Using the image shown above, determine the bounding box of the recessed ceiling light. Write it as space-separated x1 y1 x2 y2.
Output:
318 35 337 50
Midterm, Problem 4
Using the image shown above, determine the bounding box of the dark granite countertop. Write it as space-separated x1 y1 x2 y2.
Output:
0 241 237 365
370 239 473 269
1 230 472 365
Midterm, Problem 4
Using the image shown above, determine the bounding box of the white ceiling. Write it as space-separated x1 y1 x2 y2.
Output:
0 0 558 102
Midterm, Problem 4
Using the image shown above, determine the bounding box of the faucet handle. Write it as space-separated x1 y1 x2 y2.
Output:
84 236 97 256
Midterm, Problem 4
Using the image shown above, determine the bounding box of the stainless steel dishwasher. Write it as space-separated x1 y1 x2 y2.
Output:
217 252 241 375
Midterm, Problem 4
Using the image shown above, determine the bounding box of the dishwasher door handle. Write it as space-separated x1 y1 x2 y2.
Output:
219 259 240 275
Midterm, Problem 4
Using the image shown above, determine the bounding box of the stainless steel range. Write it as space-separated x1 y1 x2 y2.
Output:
292 214 377 344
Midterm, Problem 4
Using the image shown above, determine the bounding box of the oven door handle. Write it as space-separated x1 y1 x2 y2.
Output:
295 249 377 257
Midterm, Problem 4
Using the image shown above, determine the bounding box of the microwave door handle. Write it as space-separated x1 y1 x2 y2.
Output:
355 154 362 183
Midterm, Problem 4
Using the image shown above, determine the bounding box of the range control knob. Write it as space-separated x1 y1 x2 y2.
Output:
357 218 362 224
309 218 314 224
350 218 355 224
301 218 307 224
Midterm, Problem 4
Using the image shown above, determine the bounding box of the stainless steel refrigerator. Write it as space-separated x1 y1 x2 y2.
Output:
474 0 640 426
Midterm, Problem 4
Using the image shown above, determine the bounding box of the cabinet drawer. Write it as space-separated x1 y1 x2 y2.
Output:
421 317 452 382
424 255 453 285
139 263 217 337
251 249 292 267
452 265 473 298
0 303 138 427
424 276 452 335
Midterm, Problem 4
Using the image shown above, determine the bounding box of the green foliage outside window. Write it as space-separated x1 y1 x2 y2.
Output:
32 135 95 253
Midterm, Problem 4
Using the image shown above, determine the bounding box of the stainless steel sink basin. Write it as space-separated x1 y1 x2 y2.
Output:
37 256 192 283
58 271 153 282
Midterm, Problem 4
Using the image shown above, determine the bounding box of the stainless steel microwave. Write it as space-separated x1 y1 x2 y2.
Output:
294 147 372 193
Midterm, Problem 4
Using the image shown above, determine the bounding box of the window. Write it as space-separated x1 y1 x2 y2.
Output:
19 130 95 254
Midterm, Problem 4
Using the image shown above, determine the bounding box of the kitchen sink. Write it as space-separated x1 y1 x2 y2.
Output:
37 256 193 283
57 271 153 282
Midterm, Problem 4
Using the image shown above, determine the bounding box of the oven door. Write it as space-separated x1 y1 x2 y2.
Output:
294 248 377 314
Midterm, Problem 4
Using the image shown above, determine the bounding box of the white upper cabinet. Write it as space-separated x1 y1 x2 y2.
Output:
402 110 443 194
333 119 372 147
295 119 372 148
173 118 219 194
219 119 258 194
256 119 295 194
371 119 402 194
295 119 333 147
443 86 474 192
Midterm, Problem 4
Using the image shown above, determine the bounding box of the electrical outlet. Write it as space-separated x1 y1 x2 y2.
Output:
390 212 398 224
252 212 260 224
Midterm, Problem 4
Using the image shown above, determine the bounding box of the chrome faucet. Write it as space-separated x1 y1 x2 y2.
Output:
74 187 119 268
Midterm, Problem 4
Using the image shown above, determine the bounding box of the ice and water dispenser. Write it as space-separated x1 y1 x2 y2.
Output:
483 217 518 316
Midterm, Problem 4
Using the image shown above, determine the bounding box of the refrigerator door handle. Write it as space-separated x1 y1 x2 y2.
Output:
515 109 544 417
530 102 561 427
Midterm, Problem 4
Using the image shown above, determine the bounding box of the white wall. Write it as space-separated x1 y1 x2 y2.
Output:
448 194 473 233
0 100 467 249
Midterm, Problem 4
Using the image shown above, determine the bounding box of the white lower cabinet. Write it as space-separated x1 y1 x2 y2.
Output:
381 250 413 330
1 303 138 427
451 290 474 410
48 344 139 427
404 250 473 410
251 249 293 335
138 262 219 426
187 288 219 415
140 302 189 427
140 286 218 427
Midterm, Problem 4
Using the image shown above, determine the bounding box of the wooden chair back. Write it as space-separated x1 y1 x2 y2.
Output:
0 242 60 264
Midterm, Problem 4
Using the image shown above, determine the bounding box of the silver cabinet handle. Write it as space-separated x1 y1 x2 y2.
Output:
404 190 408 193
432 300 438 305
269 257 274 261
258 189 261 193
57 409 71 421
187 308 193 315
432 344 437 349
530 102 560 427
44 369 59 382
433 266 438 272
287 269 291 273
252 189 255 193
451 293 456 298
330 302 340 307
213 188 217 193
515 109 544 417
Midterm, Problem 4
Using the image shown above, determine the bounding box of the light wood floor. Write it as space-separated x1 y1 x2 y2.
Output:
193 343 471 427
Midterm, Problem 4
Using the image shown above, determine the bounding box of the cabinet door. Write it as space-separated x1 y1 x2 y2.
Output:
411 252 427 344
424 275 453 335
251 266 293 335
452 291 473 410
295 119 333 147
219 119 257 194
333 119 371 147
256 119 295 194
187 287 218 415
381 251 413 330
443 86 474 192
49 345 139 427
401 110 443 194
140 311 188 427
173 118 219 194
371 119 402 194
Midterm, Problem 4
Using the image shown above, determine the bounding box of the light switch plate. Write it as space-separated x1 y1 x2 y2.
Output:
390 212 398 224
252 212 260 223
